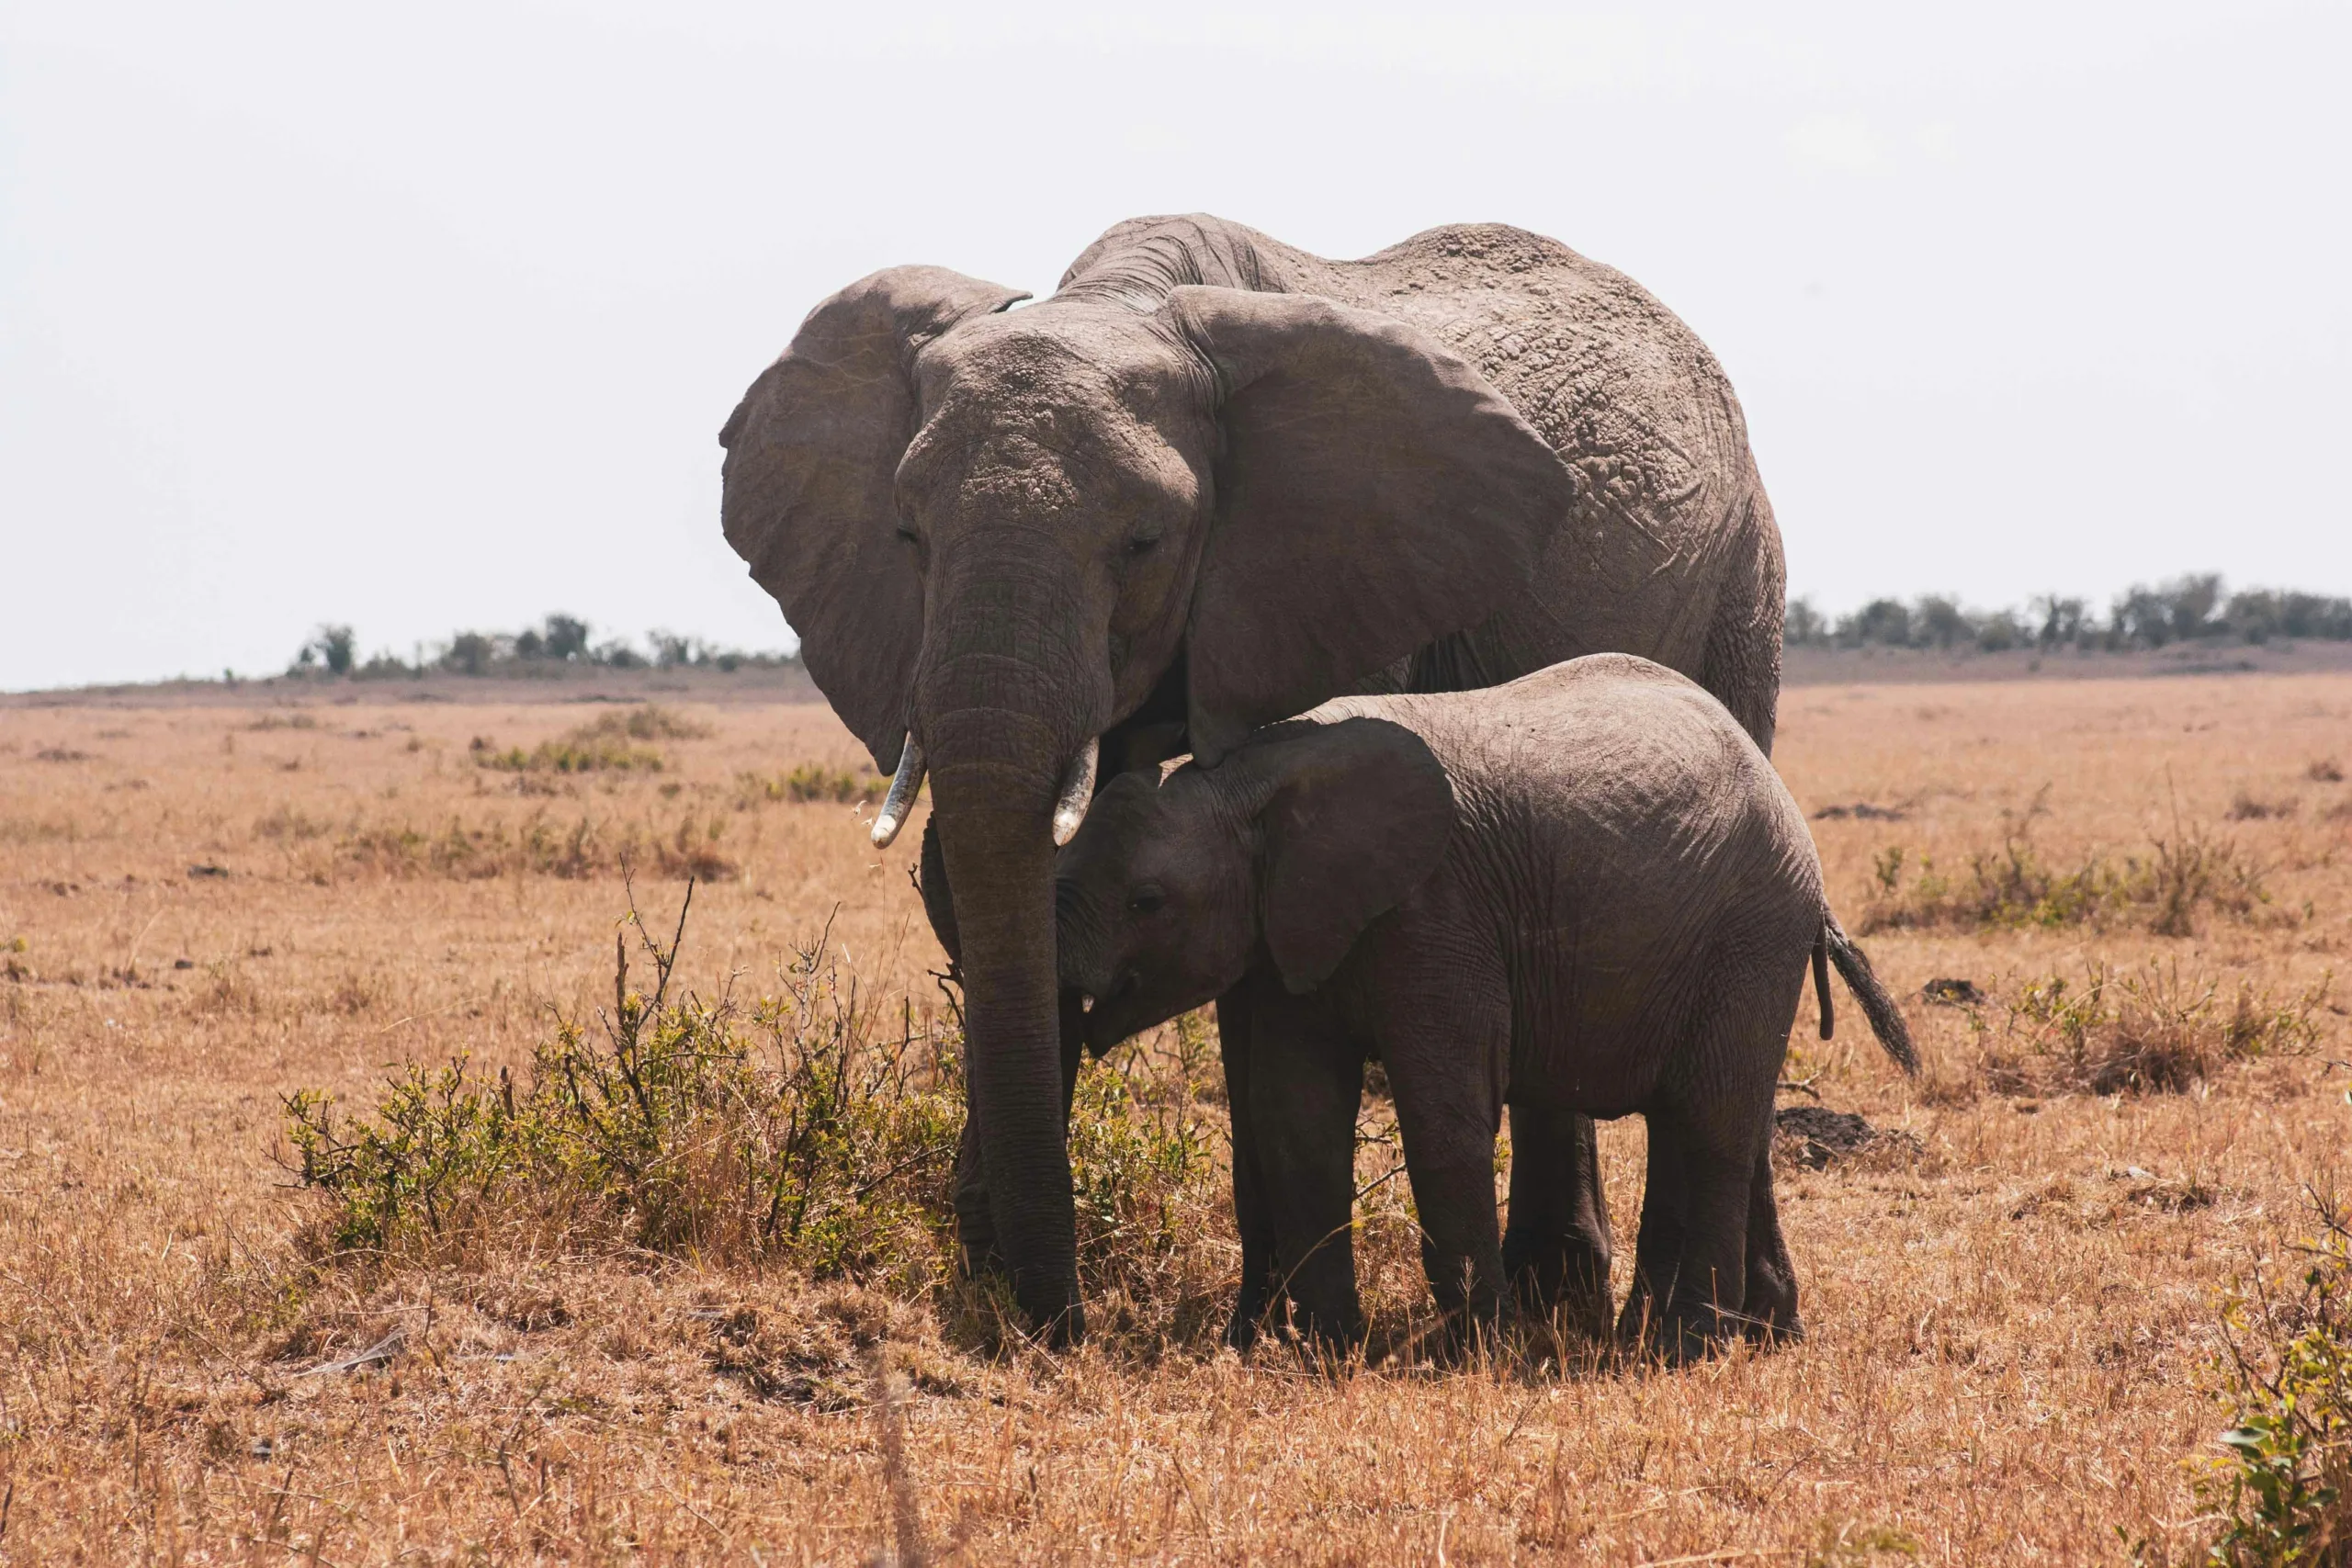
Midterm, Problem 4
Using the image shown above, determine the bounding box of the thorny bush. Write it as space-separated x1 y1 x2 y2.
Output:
284 887 1226 1348
2201 1189 2352 1565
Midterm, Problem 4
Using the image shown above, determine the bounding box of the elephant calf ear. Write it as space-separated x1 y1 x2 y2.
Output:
719 266 1028 772
1166 287 1578 765
1258 718 1456 993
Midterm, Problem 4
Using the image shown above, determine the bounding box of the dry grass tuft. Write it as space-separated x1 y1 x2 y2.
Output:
1861 789 2281 937
333 808 738 881
1928 961 2329 1099
2228 791 2300 821
736 761 888 807
469 705 710 774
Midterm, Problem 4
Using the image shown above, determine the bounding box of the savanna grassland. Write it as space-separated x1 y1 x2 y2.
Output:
1 673 2347 1564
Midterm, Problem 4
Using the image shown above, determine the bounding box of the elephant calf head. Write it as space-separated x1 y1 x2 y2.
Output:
1054 717 1458 1052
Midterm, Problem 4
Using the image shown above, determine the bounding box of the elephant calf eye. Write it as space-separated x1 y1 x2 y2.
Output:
1126 886 1166 915
1124 533 1160 557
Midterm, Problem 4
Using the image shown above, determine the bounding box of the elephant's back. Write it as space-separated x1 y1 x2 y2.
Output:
1057 216 1747 470
1316 226 1749 525
1059 216 1773 705
1319 655 1802 877
1454 657 1789 865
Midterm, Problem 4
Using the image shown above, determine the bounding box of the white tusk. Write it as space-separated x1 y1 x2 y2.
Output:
1049 736 1101 847
869 738 925 848
1080 993 1095 1013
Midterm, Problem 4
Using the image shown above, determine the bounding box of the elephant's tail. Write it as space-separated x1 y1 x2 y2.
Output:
1813 914 1918 1077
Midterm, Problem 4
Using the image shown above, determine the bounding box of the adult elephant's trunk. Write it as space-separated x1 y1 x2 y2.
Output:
915 543 1108 1340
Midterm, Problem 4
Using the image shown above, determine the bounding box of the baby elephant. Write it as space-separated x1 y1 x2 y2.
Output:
1055 653 1916 1359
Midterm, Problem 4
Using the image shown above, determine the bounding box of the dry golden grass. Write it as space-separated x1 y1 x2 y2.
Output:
2 676 2348 1562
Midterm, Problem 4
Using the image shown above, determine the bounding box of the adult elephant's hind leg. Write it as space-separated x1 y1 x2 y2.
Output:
1696 481 1786 756
1501 1104 1613 1340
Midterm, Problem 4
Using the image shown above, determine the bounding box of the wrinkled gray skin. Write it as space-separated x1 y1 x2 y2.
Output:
720 215 1785 1339
1055 656 1917 1359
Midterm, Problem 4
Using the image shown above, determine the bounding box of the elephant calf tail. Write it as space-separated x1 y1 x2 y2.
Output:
1815 913 1919 1077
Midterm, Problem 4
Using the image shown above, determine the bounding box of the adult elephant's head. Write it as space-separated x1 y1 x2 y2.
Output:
719 265 1575 1337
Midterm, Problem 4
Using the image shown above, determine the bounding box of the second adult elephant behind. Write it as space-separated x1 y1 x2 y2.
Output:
719 214 1787 1338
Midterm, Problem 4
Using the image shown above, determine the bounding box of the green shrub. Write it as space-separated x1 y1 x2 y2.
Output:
283 904 1227 1344
1860 791 2275 937
1066 1048 1226 1343
286 908 961 1291
2201 1190 2352 1564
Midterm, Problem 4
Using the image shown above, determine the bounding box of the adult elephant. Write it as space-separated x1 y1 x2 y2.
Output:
719 214 1785 1339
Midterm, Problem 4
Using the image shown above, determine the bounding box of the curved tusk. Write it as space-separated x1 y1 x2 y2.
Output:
869 738 925 848
1049 736 1101 848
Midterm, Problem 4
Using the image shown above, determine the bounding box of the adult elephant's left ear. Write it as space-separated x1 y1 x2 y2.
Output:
1164 286 1577 764
719 266 1028 773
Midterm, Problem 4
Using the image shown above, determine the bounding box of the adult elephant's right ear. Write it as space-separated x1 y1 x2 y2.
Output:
719 266 1028 772
1164 287 1577 765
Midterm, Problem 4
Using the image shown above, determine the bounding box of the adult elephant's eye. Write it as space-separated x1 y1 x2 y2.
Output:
1126 886 1166 915
1125 532 1161 558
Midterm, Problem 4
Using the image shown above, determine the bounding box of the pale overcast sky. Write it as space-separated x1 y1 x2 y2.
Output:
3 2 2346 689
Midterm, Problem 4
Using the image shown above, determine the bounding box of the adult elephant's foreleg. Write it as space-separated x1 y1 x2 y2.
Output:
927 820 1005 1277
1501 1104 1613 1339
1216 979 1282 1350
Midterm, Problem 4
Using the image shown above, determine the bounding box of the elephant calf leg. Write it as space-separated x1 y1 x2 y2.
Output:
1408 1156 1510 1358
1740 1142 1804 1345
1501 1103 1613 1341
1616 1111 1687 1346
1242 986 1367 1354
1652 1108 1759 1364
1383 1008 1511 1359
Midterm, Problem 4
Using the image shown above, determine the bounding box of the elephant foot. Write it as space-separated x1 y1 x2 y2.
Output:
1504 1232 1615 1343
1223 1295 1270 1353
1739 1267 1805 1348
1617 1297 1741 1366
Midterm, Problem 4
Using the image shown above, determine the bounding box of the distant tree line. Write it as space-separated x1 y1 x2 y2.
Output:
1786 575 2352 653
288 615 797 679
